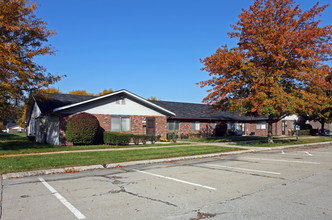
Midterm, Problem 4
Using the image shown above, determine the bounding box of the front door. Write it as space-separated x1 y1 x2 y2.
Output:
146 118 155 135
282 121 286 135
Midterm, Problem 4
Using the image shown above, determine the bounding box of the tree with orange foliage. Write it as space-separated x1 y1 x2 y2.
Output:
199 0 332 143
97 88 113 96
0 0 62 121
69 90 94 96
40 87 62 94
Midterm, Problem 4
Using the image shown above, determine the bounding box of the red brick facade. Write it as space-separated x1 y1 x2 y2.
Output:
59 113 167 146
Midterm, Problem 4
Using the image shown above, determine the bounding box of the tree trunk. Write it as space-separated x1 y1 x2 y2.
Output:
320 118 325 131
267 117 274 143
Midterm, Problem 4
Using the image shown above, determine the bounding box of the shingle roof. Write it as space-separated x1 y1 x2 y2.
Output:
150 100 267 121
35 93 95 113
31 93 267 122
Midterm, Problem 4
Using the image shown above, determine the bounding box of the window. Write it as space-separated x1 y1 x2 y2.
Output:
167 121 180 130
211 122 217 129
111 117 131 131
256 122 267 129
191 121 200 130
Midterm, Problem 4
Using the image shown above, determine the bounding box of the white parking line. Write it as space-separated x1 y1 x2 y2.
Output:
305 151 313 156
204 164 281 175
133 169 216 190
281 151 285 154
241 157 320 164
38 177 86 219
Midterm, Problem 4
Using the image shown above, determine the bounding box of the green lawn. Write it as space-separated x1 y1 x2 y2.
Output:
233 136 332 147
183 136 275 143
0 145 242 174
0 133 187 155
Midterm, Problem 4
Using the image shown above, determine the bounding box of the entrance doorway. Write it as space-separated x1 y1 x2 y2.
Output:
146 118 155 135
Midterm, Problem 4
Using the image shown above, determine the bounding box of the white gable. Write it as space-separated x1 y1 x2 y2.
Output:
59 95 166 116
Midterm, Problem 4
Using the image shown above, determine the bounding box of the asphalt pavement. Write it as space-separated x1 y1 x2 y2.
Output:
1 143 331 219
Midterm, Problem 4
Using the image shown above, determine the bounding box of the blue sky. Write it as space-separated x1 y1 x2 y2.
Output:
35 0 332 103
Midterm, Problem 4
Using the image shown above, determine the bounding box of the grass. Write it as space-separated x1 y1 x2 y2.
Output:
0 133 188 155
182 136 273 143
233 136 332 147
0 145 242 174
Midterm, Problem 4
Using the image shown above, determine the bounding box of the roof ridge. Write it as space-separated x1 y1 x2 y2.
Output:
152 100 205 105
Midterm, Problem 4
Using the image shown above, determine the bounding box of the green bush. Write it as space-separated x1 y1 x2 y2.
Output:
133 135 140 145
299 129 311 136
65 113 100 145
155 135 161 142
103 132 132 145
148 135 155 144
214 122 227 136
138 135 148 144
167 132 178 143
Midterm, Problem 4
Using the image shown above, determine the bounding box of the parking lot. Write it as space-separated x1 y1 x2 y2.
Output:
1 143 332 220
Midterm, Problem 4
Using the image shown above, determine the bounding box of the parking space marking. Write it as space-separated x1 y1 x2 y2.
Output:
241 157 320 164
203 164 281 175
305 151 313 156
281 150 285 154
38 177 86 219
133 169 217 190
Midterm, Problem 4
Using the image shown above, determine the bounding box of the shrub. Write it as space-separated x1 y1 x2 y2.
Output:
215 122 227 136
310 129 319 136
299 129 311 136
133 135 140 145
103 132 132 145
137 135 148 144
155 135 161 142
167 132 178 143
148 135 155 144
65 113 100 145
189 133 201 139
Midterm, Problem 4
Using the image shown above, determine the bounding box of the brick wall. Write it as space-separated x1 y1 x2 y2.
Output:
244 120 295 136
167 120 214 136
59 113 167 146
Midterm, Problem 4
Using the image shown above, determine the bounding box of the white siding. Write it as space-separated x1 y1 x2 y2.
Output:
27 103 42 136
61 95 165 116
46 116 60 145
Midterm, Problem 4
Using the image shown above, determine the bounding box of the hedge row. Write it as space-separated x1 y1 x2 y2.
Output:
103 132 161 145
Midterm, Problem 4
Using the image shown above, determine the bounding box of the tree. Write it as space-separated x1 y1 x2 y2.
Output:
147 96 159 101
97 88 113 96
0 0 62 121
199 0 332 143
69 90 94 96
40 87 62 94
304 73 332 130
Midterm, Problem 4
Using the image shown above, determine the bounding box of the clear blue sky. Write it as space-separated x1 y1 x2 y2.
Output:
35 0 332 103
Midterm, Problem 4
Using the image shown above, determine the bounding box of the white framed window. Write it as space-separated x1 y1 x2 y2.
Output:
211 122 217 129
256 122 267 129
191 121 200 130
111 117 131 131
167 121 180 130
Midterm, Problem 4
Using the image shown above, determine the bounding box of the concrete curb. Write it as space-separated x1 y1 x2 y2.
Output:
1 149 254 180
2 141 331 180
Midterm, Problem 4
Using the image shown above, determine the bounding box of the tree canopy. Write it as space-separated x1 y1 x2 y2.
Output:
96 88 113 96
0 0 62 120
68 90 94 96
199 0 332 142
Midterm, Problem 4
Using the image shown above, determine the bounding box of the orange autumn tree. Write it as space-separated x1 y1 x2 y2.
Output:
0 0 62 121
199 0 332 143
69 90 94 96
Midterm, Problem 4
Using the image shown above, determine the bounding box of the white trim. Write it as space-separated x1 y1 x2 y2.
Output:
53 89 176 116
